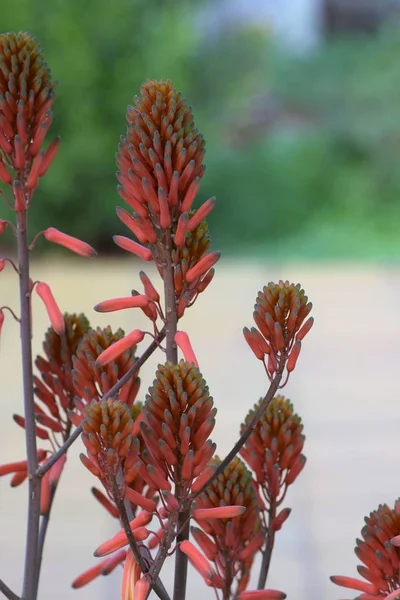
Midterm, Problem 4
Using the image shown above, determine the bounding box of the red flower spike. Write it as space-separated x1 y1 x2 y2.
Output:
185 251 220 283
113 235 152 261
95 329 144 367
39 137 61 176
12 180 26 212
94 295 149 313
36 282 65 334
187 197 216 232
139 271 160 302
43 227 96 257
180 540 215 581
91 487 119 518
175 212 189 247
175 330 199 368
193 506 246 520
238 590 287 600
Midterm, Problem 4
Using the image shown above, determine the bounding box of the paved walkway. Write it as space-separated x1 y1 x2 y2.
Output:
1 258 400 599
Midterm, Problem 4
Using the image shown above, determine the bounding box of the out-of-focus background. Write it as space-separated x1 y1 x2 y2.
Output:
1 0 400 599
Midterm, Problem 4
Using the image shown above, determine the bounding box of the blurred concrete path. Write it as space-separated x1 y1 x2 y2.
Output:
1 257 400 599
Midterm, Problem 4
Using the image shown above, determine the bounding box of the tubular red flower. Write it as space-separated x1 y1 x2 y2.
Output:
185 251 220 283
139 271 160 302
40 137 60 176
113 235 152 261
91 487 119 518
48 454 67 487
175 330 199 368
180 540 215 581
193 506 246 520
330 576 379 595
43 227 96 257
134 578 150 600
174 212 189 247
72 550 126 588
0 157 12 184
36 282 65 334
121 549 140 600
124 488 157 513
95 329 144 367
187 197 216 232
94 295 149 313
287 341 302 373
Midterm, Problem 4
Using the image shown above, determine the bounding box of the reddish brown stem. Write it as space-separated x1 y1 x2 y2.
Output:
257 497 277 589
0 578 20 600
190 362 285 503
17 208 41 600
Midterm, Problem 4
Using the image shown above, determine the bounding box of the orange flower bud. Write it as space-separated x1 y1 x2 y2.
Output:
134 578 150 600
0 158 11 184
139 271 159 302
193 506 246 520
296 316 314 341
95 329 144 367
94 295 149 312
175 331 199 368
113 235 152 261
187 197 216 232
43 227 96 257
116 207 149 244
181 176 200 212
36 282 65 334
168 171 179 206
26 151 44 190
175 212 189 247
29 111 53 156
48 454 67 487
40 470 51 515
141 177 159 214
180 540 215 581
191 527 217 561
330 576 379 595
186 251 220 283
191 466 215 494
39 137 61 176
158 187 171 229
72 550 126 589
91 487 119 518
124 488 157 513
243 327 265 361
287 341 302 372
14 134 25 168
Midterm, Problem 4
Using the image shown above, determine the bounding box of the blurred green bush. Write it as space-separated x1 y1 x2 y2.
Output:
2 1 400 259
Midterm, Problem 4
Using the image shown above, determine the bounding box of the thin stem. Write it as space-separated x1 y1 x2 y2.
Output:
257 497 277 589
190 361 285 503
37 327 166 478
0 579 20 600
162 231 188 600
111 479 171 600
17 209 41 600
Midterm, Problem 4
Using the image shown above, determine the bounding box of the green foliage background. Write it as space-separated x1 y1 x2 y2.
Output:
2 0 400 259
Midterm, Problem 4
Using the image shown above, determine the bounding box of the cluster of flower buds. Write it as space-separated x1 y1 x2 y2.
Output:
243 281 313 382
141 361 217 503
331 500 400 599
189 456 265 596
71 325 141 417
5 314 89 454
0 32 59 203
240 395 306 510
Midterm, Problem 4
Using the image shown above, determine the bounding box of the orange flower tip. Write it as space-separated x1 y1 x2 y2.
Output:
239 591 287 600
94 295 149 313
36 282 65 335
187 197 216 232
194 505 246 520
95 329 145 367
43 227 97 258
175 330 199 368
296 316 314 341
113 235 152 261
